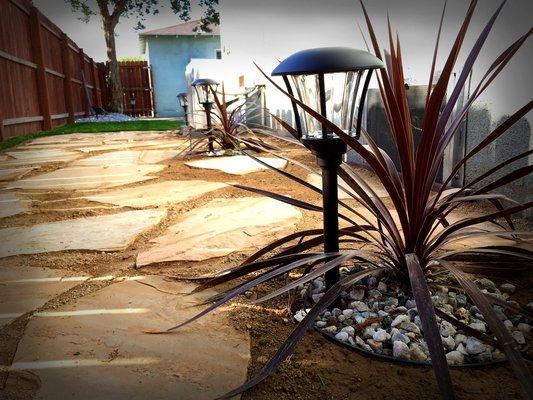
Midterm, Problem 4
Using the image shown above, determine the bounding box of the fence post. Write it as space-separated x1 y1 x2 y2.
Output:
61 33 75 124
29 7 52 131
91 59 101 107
79 49 90 116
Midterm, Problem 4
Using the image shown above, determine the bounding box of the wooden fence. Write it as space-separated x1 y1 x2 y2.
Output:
0 0 103 140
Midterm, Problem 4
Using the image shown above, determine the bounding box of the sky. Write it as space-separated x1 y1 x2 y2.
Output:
33 0 205 61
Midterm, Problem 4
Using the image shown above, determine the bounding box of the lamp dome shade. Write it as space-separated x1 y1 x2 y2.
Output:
272 47 384 76
192 78 219 86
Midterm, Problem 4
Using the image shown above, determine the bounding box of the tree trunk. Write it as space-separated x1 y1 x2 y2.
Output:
102 19 123 113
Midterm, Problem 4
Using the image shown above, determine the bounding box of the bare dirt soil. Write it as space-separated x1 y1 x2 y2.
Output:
0 131 531 400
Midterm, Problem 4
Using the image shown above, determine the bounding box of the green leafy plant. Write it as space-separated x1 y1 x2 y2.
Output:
158 1 532 398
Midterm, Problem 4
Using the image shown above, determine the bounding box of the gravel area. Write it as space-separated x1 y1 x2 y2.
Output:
76 113 138 123
296 272 531 365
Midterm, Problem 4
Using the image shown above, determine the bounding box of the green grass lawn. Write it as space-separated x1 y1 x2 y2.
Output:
0 120 184 151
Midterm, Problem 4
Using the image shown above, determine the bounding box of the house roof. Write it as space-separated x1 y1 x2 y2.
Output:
139 20 219 54
141 20 220 37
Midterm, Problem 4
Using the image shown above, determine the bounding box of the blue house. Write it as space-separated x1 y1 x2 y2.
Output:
140 20 221 117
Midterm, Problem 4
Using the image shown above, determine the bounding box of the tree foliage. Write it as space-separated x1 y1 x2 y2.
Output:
66 0 219 31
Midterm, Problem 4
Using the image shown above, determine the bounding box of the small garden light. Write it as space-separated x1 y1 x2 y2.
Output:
177 92 189 126
192 78 220 154
272 47 383 290
130 92 137 116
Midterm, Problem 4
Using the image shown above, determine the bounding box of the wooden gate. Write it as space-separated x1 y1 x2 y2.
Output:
98 61 154 117
119 61 154 117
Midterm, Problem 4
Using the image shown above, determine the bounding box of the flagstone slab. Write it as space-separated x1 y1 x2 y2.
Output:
137 197 301 266
25 133 103 145
185 155 287 175
73 150 180 167
85 180 227 208
306 173 389 199
77 139 188 153
0 167 34 181
9 276 250 400
0 149 83 167
0 266 90 327
0 209 166 258
0 192 29 218
6 165 165 190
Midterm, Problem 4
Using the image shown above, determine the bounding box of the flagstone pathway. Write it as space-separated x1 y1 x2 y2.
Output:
0 131 291 399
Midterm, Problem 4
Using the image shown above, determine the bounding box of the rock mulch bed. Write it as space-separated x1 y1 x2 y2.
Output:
295 273 531 366
75 113 138 123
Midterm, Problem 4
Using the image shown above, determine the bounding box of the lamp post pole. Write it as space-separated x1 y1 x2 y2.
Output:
183 104 189 126
203 101 214 153
303 138 347 288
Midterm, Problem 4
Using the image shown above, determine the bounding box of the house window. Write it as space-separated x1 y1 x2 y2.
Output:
215 49 222 59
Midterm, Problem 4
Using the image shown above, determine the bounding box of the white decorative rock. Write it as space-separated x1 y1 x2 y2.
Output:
391 315 409 327
512 331 526 345
393 341 411 360
466 337 485 355
469 322 487 333
377 281 387 293
409 343 428 361
335 331 350 342
391 329 410 344
446 350 464 366
372 329 390 342
323 326 337 334
401 322 421 334
499 283 516 293
517 323 531 334
362 326 375 339
441 335 455 351
440 320 457 337
316 321 327 328
503 319 514 330
456 343 468 355
349 288 365 301
454 333 467 345
342 309 355 318
341 326 355 336
351 301 369 312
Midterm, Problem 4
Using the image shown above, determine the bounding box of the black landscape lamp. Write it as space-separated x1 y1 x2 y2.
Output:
272 47 384 290
192 78 219 153
177 92 189 126
130 92 137 116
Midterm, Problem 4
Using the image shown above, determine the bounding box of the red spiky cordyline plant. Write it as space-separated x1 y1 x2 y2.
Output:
183 84 273 155
157 1 533 398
